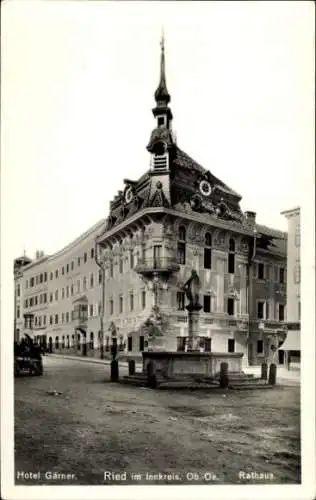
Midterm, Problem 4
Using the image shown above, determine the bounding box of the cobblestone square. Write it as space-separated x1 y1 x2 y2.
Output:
15 357 300 485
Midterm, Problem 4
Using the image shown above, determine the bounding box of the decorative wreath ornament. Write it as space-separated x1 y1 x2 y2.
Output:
124 186 133 204
199 179 212 197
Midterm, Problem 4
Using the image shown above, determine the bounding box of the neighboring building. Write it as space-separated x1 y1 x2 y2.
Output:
279 207 301 369
14 220 106 355
13 37 287 365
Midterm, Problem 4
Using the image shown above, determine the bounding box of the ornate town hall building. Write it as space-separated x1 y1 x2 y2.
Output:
14 37 287 366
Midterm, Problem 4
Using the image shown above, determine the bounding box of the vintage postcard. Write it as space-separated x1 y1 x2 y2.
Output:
1 1 315 500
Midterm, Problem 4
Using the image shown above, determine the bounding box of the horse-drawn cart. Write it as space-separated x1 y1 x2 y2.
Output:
14 336 44 377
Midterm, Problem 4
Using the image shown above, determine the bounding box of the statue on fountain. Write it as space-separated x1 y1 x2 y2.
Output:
183 269 202 309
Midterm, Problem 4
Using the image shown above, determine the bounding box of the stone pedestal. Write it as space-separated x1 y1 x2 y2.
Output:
185 304 203 351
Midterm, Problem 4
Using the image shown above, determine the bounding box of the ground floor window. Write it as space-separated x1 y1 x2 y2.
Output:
257 340 263 354
228 338 235 353
127 336 133 352
227 298 235 316
139 336 145 352
177 337 186 352
55 336 59 349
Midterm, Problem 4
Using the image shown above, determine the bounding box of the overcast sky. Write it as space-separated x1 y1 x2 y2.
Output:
2 1 314 260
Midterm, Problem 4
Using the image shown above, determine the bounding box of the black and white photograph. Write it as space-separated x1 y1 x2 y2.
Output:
1 1 315 500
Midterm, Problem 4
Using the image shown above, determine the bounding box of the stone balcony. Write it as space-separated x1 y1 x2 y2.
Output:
134 257 180 278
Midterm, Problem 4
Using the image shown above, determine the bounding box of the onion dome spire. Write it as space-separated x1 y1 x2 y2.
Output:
154 30 170 105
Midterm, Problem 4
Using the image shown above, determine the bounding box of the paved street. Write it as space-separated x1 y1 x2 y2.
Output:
15 356 301 485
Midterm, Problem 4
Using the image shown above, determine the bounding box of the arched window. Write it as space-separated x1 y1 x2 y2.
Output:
204 232 212 269
177 226 186 264
55 336 59 349
67 335 70 348
90 332 94 350
72 334 75 347
62 335 65 349
228 238 235 274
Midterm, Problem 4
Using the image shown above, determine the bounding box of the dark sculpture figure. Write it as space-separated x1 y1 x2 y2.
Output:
183 270 202 308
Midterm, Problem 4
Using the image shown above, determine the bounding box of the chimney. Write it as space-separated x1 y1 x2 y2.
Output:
245 211 256 227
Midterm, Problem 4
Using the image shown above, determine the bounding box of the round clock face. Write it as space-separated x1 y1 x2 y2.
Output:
199 180 212 197
124 187 133 204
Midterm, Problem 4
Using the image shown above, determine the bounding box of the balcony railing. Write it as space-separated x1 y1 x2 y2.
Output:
135 257 180 275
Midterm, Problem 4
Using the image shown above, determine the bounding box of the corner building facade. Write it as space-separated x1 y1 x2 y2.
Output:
14 38 287 365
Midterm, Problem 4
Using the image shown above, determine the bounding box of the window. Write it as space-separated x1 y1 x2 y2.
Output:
44 272 47 281
17 306 20 319
91 248 94 259
98 301 102 315
228 238 235 274
34 296 38 306
98 270 102 284
55 269 58 279
257 301 270 320
50 293 53 303
177 226 186 265
119 296 123 314
130 252 134 269
62 336 65 349
279 267 285 284
119 257 123 274
203 295 211 313
177 291 185 310
17 284 20 297
157 116 165 127
55 314 58 324
26 279 29 289
227 298 235 316
62 288 65 299
258 263 265 280
77 280 80 293
204 338 212 352
55 290 58 301
89 304 94 317
77 257 81 266
62 266 65 275
294 261 300 283
71 261 74 271
55 337 59 349
30 297 34 307
62 313 64 323
66 264 69 273
130 293 134 311
90 273 94 288
127 337 133 351
71 284 74 296
30 277 35 286
257 301 265 320
139 336 145 352
109 298 114 315
40 274 43 283
90 332 94 349
177 337 186 352
83 277 87 290
66 312 69 323
257 340 263 354
50 315 53 325
204 232 212 269
25 299 28 308
66 286 69 298
295 222 300 247
141 290 146 309
84 252 87 263
67 335 70 348
278 304 285 321
40 294 43 305
109 262 114 278
228 339 235 353
36 275 39 285
43 315 46 325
